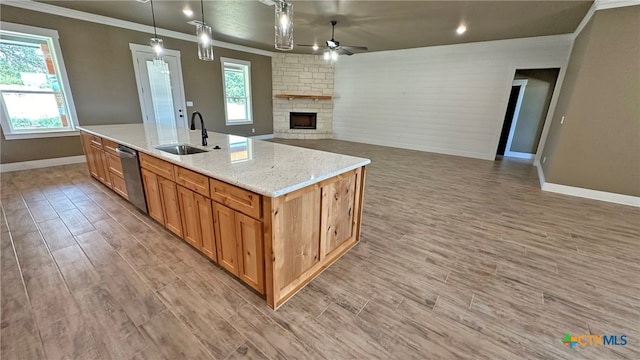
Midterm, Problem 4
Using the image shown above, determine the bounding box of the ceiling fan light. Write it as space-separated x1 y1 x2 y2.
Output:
196 23 214 61
275 1 293 51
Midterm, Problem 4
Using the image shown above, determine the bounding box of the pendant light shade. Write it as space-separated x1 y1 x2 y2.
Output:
196 0 214 61
197 23 214 60
150 37 164 62
149 0 164 63
275 1 293 51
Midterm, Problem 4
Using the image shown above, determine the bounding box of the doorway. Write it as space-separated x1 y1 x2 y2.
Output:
129 44 187 128
496 68 560 160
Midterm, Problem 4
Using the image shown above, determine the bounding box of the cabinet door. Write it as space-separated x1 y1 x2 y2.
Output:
177 185 200 248
110 173 128 200
159 177 183 238
213 203 239 276
85 144 100 179
80 132 97 176
98 149 112 188
196 194 216 261
90 144 108 185
235 212 264 293
141 168 164 224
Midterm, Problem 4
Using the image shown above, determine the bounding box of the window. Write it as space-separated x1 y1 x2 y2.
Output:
221 58 252 125
0 23 78 139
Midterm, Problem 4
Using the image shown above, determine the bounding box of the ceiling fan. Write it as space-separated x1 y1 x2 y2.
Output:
298 20 368 56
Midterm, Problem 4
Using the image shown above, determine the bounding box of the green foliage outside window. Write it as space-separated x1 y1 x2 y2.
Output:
0 42 48 86
224 69 246 104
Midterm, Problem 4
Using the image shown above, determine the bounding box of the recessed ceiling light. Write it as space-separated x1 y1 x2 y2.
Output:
312 44 319 51
183 8 194 17
456 25 467 34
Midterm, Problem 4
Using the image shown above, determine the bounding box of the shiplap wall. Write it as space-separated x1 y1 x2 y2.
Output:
333 35 573 160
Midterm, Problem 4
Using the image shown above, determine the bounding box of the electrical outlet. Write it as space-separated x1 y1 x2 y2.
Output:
252 128 256 133
543 157 547 163
561 116 565 124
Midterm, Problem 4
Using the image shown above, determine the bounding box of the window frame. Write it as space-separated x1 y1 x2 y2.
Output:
220 57 253 126
0 22 79 140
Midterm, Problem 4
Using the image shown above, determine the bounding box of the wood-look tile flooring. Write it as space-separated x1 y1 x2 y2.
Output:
1 139 639 359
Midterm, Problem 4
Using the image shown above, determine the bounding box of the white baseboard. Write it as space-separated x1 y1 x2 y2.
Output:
0 155 86 173
505 151 535 160
535 164 639 207
250 134 274 140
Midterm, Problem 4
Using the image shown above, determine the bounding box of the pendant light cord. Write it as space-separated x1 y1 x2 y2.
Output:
201 0 205 24
150 0 158 38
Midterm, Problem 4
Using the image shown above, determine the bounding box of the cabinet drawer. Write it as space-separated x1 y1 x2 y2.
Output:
106 152 124 177
88 134 103 148
175 166 209 197
140 153 174 180
102 139 120 156
210 178 261 219
110 173 128 200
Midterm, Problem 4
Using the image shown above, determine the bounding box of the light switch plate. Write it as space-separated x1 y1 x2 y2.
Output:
186 101 194 107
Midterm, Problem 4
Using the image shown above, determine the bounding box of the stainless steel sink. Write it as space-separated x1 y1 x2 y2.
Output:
155 144 209 155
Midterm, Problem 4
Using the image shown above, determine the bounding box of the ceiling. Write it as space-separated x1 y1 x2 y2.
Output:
36 0 593 53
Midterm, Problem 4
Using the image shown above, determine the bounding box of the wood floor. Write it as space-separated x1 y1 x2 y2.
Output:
1 139 638 359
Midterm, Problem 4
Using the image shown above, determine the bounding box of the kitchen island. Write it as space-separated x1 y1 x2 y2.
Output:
78 124 370 309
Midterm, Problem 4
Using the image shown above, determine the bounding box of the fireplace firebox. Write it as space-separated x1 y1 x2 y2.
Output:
290 112 317 129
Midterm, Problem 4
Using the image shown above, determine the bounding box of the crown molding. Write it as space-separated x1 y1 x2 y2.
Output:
2 0 274 57
574 0 640 38
596 0 640 10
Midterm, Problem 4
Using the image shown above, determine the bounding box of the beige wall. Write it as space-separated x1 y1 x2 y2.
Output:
0 5 272 164
542 6 640 196
510 68 559 154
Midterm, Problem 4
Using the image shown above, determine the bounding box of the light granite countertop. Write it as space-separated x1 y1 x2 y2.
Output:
78 124 370 197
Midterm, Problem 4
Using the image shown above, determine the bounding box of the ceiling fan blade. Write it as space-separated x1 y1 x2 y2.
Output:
336 47 354 56
339 45 368 51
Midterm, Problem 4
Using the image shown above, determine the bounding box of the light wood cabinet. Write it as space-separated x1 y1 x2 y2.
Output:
81 131 111 187
235 212 264 293
89 143 111 187
110 173 128 200
197 195 217 261
158 177 182 238
81 132 367 310
213 203 239 276
210 178 261 219
177 185 217 261
140 153 174 181
175 166 209 197
213 202 264 293
141 168 164 224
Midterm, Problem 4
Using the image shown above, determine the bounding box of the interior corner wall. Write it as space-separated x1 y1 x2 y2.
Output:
0 5 272 164
332 35 573 160
541 6 640 197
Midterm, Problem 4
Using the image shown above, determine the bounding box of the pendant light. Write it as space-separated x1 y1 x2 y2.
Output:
196 0 214 61
149 0 164 63
274 1 293 51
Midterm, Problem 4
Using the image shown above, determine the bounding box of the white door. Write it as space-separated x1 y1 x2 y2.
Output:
130 44 187 127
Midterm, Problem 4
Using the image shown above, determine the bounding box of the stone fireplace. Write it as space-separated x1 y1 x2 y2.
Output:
272 54 334 139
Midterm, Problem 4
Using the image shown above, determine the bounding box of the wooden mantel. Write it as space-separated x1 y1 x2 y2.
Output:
274 94 332 101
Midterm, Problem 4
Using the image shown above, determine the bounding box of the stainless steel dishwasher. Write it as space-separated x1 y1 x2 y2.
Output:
116 145 148 213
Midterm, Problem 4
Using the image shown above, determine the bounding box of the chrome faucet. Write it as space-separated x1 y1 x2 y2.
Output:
190 111 208 146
